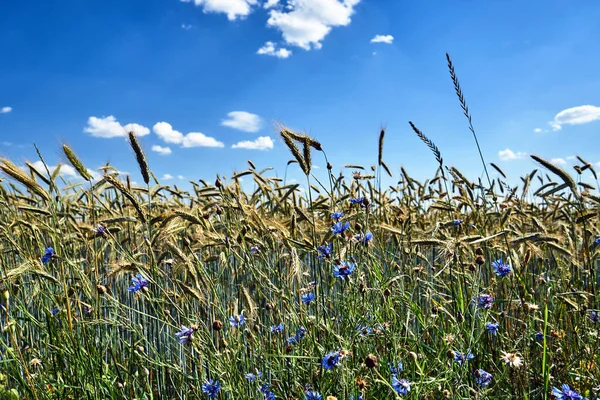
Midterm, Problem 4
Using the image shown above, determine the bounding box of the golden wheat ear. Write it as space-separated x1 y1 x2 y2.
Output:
0 158 50 201
62 145 92 181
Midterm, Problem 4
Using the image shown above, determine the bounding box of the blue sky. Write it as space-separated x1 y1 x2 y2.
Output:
1 0 600 189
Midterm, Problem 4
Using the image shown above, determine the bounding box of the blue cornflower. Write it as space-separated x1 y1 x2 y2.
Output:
317 243 332 259
128 273 148 293
287 327 307 344
350 197 364 205
453 351 474 366
245 371 262 382
486 322 500 335
589 310 600 323
321 351 341 370
263 391 276 400
301 292 316 304
477 294 494 309
391 376 410 396
551 384 584 400
260 383 271 394
361 232 373 245
474 369 493 387
330 211 344 221
492 258 512 277
453 219 463 226
535 331 544 341
175 325 194 345
356 324 372 336
229 314 245 327
389 362 404 374
595 237 600 245
261 384 276 399
201 379 221 398
250 246 260 255
333 260 356 279
331 221 350 235
349 396 364 400
304 391 322 400
270 322 284 333
95 224 107 235
51 307 59 316
41 247 55 264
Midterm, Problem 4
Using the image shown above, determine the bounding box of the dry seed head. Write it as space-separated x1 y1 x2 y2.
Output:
381 161 393 177
96 284 108 295
0 158 50 201
302 138 312 175
378 128 385 166
356 376 367 389
280 129 309 175
128 131 150 185
212 320 223 331
364 354 378 368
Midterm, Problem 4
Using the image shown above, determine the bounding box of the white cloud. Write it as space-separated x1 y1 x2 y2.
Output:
162 174 174 180
177 175 185 180
153 122 184 143
257 41 292 58
263 0 279 8
549 105 600 131
1 106 12 114
0 141 11 146
232 136 274 150
370 34 393 44
180 0 258 21
153 122 224 148
533 128 544 133
498 148 527 161
152 145 172 155
181 23 193 30
550 158 567 166
221 111 262 132
566 155 576 160
266 0 361 50
183 132 224 147
84 116 150 138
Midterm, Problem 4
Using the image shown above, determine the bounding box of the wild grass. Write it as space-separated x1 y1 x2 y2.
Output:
0 56 599 400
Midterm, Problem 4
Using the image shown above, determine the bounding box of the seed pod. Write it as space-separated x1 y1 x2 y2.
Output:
364 354 378 369
212 320 223 331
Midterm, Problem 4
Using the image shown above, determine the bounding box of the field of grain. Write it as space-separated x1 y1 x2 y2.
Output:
0 58 598 400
